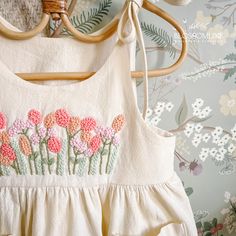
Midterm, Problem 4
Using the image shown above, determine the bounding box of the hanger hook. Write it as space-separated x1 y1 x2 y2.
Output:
42 0 68 21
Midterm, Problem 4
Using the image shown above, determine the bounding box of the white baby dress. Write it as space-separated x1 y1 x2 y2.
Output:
0 0 198 235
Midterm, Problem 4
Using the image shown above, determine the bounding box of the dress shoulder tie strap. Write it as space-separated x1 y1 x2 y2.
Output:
117 0 149 121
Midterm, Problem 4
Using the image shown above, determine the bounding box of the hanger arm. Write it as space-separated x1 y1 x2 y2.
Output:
0 0 187 80
0 13 50 40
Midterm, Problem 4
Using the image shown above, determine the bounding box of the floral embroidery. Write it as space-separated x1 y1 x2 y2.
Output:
0 109 125 176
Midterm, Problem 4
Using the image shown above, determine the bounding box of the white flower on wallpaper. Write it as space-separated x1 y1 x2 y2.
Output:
219 90 236 116
146 101 174 126
194 10 212 31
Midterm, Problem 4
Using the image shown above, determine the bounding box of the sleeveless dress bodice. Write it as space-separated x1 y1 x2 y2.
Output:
0 1 197 235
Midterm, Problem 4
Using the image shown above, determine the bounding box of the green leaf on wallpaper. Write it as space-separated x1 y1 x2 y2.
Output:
191 115 212 123
185 187 193 196
224 66 236 82
224 53 236 61
140 22 177 58
175 95 188 125
65 0 112 34
203 221 212 231
212 218 217 227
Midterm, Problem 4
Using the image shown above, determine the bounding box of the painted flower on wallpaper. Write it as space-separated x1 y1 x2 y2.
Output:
207 24 229 46
221 191 236 235
194 10 212 31
146 102 174 126
219 90 236 116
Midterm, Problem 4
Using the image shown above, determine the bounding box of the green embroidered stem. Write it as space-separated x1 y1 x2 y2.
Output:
88 154 94 175
28 158 33 175
105 140 113 174
0 165 3 176
66 129 72 175
15 158 22 175
23 130 38 174
73 155 77 175
99 141 106 175
45 143 51 174
12 161 19 175
39 142 45 175
35 126 44 175
56 153 59 175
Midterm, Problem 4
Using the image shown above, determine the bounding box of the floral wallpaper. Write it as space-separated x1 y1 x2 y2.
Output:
1 0 236 235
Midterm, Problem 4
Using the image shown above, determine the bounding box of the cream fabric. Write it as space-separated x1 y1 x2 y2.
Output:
0 1 197 235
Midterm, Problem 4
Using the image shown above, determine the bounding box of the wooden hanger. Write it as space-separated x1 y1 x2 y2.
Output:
0 0 187 81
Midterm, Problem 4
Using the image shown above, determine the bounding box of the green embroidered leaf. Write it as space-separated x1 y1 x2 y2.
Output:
48 158 55 165
224 53 236 61
224 66 236 82
140 22 177 58
175 95 188 125
77 157 88 176
203 221 212 231
66 0 112 34
88 154 100 175
106 146 118 174
102 149 109 156
185 187 193 196
42 158 48 164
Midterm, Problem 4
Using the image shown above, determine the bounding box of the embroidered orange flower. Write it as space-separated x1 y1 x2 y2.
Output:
0 112 7 130
28 109 42 125
0 143 16 165
44 112 56 129
80 131 92 143
81 117 96 132
47 137 62 153
0 131 10 144
19 135 32 156
68 117 80 134
55 109 70 128
112 114 125 132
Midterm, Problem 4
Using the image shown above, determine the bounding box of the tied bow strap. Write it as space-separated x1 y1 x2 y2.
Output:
117 0 149 120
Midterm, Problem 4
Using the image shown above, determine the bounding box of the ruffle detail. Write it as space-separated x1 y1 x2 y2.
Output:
0 172 197 236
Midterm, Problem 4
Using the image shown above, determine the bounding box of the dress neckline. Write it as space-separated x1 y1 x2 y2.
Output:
0 35 121 92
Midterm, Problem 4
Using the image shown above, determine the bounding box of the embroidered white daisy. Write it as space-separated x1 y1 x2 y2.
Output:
228 143 236 154
195 123 203 133
210 148 217 157
199 148 210 161
202 133 211 143
165 102 174 112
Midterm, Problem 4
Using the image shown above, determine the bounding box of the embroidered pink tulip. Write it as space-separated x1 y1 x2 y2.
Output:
112 114 125 132
47 137 62 153
80 131 92 143
0 131 10 144
0 143 16 162
68 116 80 134
89 135 101 153
80 117 97 132
44 113 56 129
28 109 42 125
55 109 70 127
19 135 32 156
0 112 7 130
